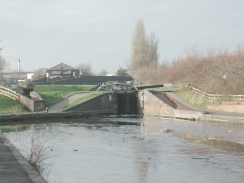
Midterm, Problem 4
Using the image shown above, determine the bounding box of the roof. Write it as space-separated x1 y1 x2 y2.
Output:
48 63 78 70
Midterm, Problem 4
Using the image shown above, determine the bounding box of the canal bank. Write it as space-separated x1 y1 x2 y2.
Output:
1 90 244 124
140 90 244 124
0 131 46 183
0 90 244 182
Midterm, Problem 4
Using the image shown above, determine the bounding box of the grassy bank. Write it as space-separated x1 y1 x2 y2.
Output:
151 86 209 110
0 85 95 115
176 88 209 109
35 85 94 106
61 91 106 111
0 95 29 115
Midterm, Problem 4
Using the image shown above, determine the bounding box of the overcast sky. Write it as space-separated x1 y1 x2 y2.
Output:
0 0 243 74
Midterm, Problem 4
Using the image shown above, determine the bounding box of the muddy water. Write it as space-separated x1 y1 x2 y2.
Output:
4 118 244 183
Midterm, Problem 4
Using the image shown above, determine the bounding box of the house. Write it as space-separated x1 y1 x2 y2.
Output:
46 63 79 78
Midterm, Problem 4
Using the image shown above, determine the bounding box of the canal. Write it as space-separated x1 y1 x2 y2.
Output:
3 117 244 183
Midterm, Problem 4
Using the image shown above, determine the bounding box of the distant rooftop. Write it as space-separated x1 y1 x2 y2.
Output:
48 63 77 70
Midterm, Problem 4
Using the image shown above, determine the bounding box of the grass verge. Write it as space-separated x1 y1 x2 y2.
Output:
150 86 208 109
61 91 106 111
0 95 30 115
175 88 209 109
35 85 95 107
0 85 95 115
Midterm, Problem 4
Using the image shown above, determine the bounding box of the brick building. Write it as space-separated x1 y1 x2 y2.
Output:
46 63 79 78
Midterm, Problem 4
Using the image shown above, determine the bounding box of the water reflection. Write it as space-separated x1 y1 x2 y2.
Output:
3 118 244 183
176 133 244 155
0 124 29 132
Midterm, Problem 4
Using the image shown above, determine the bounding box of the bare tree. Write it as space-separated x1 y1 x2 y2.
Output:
3 62 11 72
20 130 57 179
33 69 44 80
0 43 6 72
128 18 149 71
98 69 108 76
0 42 6 83
0 55 5 72
166 45 244 95
76 63 94 76
148 33 159 65
127 18 159 83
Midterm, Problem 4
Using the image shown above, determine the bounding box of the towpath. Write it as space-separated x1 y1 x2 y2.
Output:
155 91 244 117
48 93 90 113
0 132 46 183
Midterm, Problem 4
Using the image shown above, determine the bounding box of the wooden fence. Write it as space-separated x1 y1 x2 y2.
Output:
0 86 19 100
172 84 244 103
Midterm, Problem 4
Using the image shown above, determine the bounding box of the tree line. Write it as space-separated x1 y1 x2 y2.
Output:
1 19 244 95
127 19 244 95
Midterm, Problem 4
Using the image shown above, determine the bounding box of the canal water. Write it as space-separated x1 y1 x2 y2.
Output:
4 117 244 183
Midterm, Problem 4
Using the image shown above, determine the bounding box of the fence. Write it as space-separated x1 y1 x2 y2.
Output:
0 86 46 112
172 84 244 103
0 86 19 100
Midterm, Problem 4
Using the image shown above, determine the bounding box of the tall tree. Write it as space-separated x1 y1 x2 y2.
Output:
127 18 159 82
148 33 159 65
0 55 5 72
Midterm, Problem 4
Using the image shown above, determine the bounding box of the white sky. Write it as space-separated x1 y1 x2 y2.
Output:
0 0 243 74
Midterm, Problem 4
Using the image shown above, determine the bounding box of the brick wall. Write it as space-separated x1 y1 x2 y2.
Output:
16 92 46 112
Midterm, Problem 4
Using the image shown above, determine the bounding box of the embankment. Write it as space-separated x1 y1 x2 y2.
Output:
1 90 244 124
141 90 244 124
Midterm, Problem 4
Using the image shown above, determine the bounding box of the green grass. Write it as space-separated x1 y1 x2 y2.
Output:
34 85 94 93
150 87 180 92
151 87 209 109
176 88 209 109
35 85 95 107
0 95 29 115
61 91 106 111
0 85 95 115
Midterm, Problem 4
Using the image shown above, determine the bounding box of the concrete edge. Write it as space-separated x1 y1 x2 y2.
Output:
0 132 47 183
173 109 203 120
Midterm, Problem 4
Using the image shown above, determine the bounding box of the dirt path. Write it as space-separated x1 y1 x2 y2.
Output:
48 93 90 113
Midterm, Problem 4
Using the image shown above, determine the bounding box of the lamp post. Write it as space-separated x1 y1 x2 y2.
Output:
46 73 49 82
